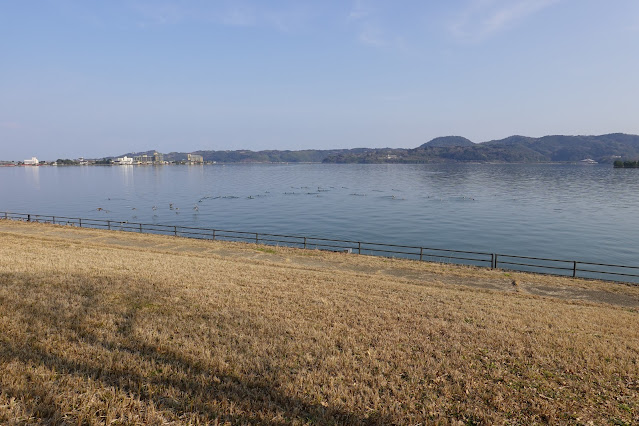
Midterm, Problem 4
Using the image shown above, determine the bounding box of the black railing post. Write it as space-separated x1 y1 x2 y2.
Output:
52 216 55 224
491 254 495 269
79 218 82 227
212 229 216 240
174 226 177 236
494 254 498 269
27 214 31 222
573 261 577 278
107 220 111 230
420 247 423 261
304 237 307 249
358 242 361 254
256 233 259 244
139 223 143 233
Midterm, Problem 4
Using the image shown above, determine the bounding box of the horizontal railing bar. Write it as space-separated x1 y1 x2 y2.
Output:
320 238 493 256
364 242 492 256
175 230 210 237
497 260 574 270
139 225 175 231
498 261 575 272
255 236 303 242
420 251 491 261
575 268 639 278
258 238 303 246
425 255 493 264
495 254 574 263
363 249 491 264
217 235 258 242
363 248 420 257
167 234 211 242
180 226 258 235
576 261 639 270
217 230 303 240
309 242 357 250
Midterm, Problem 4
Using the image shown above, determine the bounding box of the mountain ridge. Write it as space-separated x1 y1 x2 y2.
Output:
324 133 639 164
112 133 639 164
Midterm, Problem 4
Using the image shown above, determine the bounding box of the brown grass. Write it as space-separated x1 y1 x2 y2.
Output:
0 220 638 424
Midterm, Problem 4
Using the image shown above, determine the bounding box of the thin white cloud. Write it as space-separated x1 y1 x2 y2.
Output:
220 5 256 27
347 0 409 51
0 122 21 129
357 24 388 47
349 0 375 20
132 1 187 26
131 1 314 32
451 0 559 42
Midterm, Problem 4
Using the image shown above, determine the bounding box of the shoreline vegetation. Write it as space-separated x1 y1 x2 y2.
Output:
614 160 639 168
0 221 638 423
5 133 639 166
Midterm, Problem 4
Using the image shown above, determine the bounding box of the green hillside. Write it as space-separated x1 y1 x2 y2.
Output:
115 134 639 164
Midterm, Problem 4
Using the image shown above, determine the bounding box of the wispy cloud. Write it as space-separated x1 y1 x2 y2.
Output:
347 0 409 51
349 0 375 20
0 122 21 130
450 0 559 42
357 24 388 47
131 0 314 32
220 5 256 27
132 1 188 26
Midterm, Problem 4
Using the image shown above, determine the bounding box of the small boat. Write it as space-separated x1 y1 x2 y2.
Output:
579 158 598 165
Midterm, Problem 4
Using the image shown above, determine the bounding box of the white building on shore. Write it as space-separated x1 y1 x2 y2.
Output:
187 153 204 164
23 157 39 165
113 156 133 165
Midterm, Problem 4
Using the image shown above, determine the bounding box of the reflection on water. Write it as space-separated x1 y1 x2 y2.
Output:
23 166 40 190
1 163 638 266
117 164 134 187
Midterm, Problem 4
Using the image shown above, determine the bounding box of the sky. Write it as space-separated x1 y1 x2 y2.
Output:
2 0 639 160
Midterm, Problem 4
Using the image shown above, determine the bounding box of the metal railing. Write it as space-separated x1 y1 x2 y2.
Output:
2 211 638 284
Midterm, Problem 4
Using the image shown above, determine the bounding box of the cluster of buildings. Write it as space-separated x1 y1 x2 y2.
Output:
0 157 42 166
187 153 203 163
2 152 209 166
113 152 164 165
112 152 205 165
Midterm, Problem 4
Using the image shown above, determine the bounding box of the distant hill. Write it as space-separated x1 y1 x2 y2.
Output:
114 148 376 164
419 136 475 148
481 133 639 162
324 133 639 164
109 133 639 165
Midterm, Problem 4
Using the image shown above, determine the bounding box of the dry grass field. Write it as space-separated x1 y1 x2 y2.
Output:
0 220 638 424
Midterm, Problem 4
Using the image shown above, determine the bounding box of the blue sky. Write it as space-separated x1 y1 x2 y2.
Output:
2 0 639 160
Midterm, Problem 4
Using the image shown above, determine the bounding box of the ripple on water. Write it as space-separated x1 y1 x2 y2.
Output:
2 163 639 265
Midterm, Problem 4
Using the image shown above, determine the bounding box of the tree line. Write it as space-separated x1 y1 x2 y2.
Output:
613 160 639 168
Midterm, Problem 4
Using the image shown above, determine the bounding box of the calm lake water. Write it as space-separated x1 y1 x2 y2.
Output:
1 163 638 266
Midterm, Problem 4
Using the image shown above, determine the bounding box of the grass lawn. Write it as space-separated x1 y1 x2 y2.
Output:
0 220 638 424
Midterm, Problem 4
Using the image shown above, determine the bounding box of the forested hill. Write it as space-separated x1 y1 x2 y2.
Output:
118 148 375 163
418 136 474 148
118 133 639 164
323 134 639 163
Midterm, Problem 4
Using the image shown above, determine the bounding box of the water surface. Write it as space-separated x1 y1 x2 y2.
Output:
1 163 637 266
